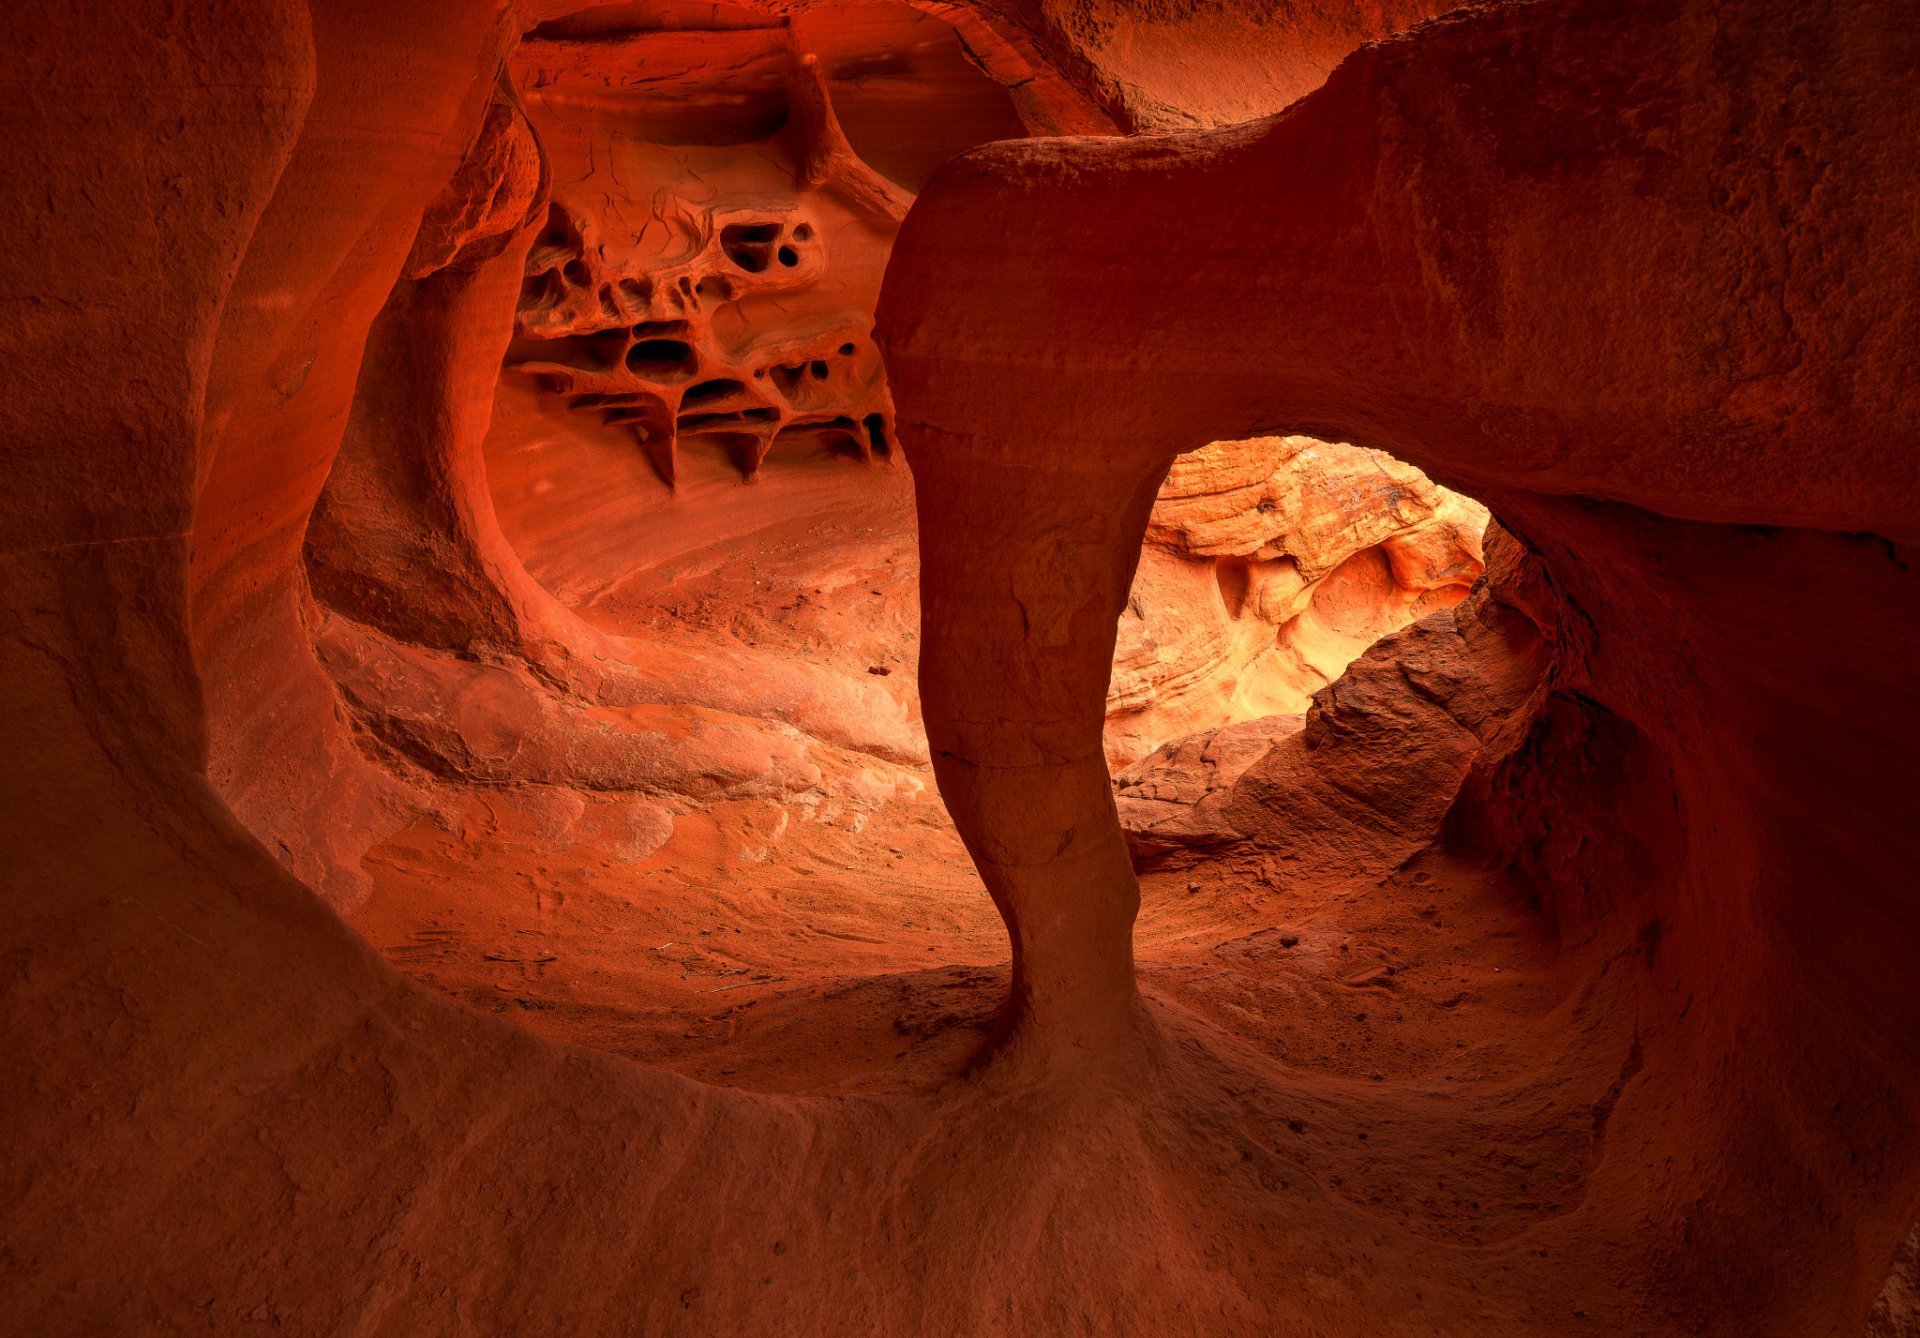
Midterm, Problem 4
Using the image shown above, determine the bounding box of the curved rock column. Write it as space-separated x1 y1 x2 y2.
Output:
913 443 1171 1047
186 0 518 907
300 79 619 690
881 0 1920 1324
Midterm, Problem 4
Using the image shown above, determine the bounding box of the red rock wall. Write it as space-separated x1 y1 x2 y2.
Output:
3 0 1916 1332
972 0 1458 129
284 3 1048 906
878 0 1920 1326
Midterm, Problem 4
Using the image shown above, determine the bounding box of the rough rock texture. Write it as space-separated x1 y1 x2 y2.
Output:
880 0 1920 1329
1112 713 1303 853
500 1 1080 489
4 0 1919 1334
973 0 1459 129
286 2 1043 908
1108 434 1486 765
1117 521 1541 861
503 42 896 487
1868 1225 1920 1337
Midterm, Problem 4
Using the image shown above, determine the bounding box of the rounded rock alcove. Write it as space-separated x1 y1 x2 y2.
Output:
10 0 1919 1332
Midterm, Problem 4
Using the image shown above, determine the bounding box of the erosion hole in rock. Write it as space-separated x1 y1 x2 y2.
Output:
722 222 781 273
1105 434 1491 774
310 0 1042 1092
681 377 747 407
1104 436 1529 880
626 337 696 376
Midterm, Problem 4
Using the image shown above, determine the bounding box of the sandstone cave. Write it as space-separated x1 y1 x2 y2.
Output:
4 0 1918 1333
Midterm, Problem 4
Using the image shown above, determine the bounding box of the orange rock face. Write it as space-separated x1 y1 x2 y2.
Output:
504 15 910 487
4 0 1919 1334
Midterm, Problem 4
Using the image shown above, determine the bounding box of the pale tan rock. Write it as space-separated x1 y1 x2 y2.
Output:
1106 435 1489 767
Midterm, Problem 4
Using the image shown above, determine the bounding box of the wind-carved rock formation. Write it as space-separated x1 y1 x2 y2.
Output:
1116 522 1544 862
287 7 1045 901
502 31 910 490
879 0 1920 1329
508 196 892 487
7 0 1920 1334
1108 435 1487 766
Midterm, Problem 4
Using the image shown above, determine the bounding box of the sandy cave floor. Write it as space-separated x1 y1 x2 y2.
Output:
352 792 1570 1108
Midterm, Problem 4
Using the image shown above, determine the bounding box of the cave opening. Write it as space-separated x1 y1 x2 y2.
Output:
301 0 1538 1098
16 0 1920 1328
298 0 1041 1089
291 0 1536 1098
1105 434 1491 775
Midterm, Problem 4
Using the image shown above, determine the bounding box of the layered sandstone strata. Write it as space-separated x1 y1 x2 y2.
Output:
1108 434 1487 765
